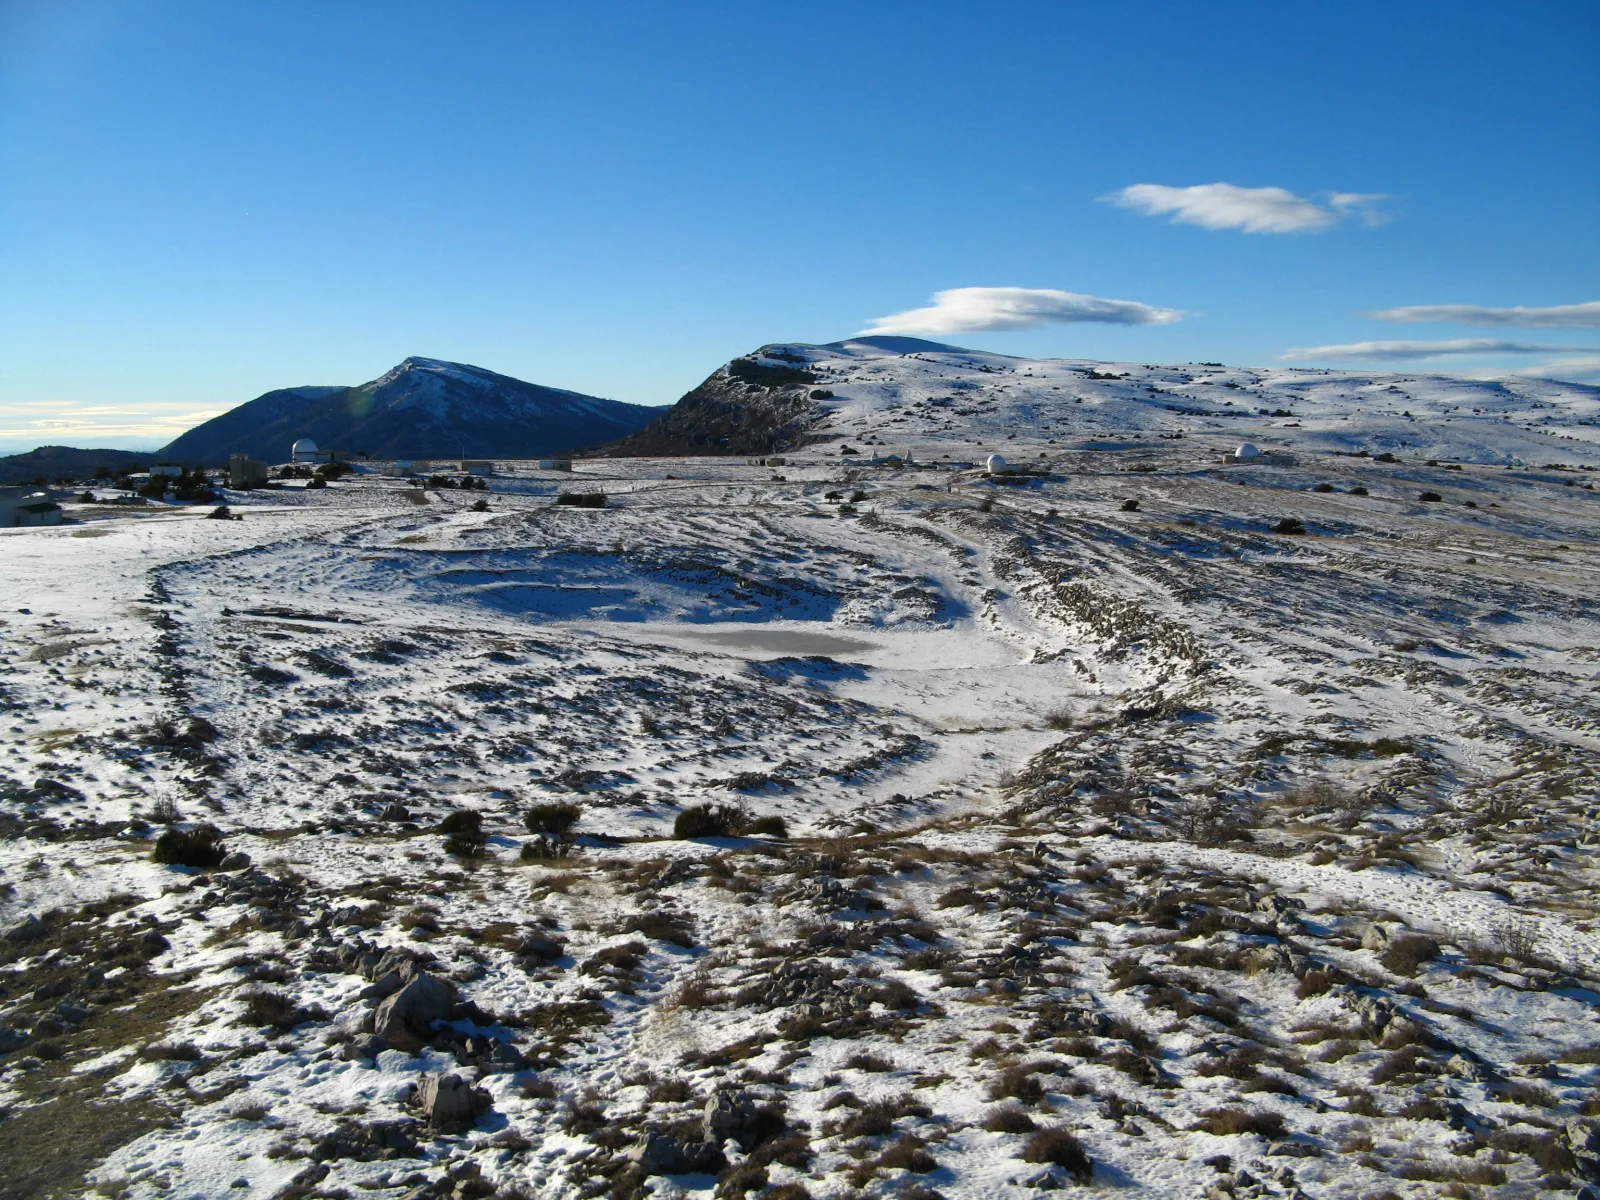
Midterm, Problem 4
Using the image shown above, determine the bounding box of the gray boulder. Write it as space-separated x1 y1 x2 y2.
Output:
2 914 44 944
373 972 454 1045
626 1132 725 1176
415 1072 490 1133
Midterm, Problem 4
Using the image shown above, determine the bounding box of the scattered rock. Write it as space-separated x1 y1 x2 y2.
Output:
414 1072 490 1134
516 931 563 960
2 913 44 944
217 851 252 872
373 971 454 1045
626 1131 726 1176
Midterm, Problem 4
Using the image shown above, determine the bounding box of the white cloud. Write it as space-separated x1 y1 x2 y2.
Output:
1366 301 1600 330
858 286 1181 336
1279 338 1597 362
1513 355 1600 382
0 405 223 444
1106 183 1386 234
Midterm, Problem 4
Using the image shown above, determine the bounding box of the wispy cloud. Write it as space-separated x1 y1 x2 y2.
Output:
1279 338 1597 362
1106 183 1387 234
1366 301 1600 330
0 404 222 445
858 286 1182 336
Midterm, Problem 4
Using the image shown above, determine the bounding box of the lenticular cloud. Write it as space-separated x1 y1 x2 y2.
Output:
858 287 1182 336
1108 183 1385 234
1367 301 1600 330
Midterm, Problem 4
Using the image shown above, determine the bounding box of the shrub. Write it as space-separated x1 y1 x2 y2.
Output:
437 810 482 834
524 803 580 835
1120 499 1140 512
1380 933 1438 976
987 1065 1046 1103
1193 1108 1285 1138
1350 485 1369 495
555 492 606 508
877 1135 937 1174
152 826 226 868
1296 970 1333 999
746 815 787 837
1021 1127 1092 1182
674 802 748 839
520 835 571 862
843 1051 895 1073
141 1040 201 1061
470 498 489 512
1418 491 1443 502
1313 482 1335 492
984 1106 1038 1133
1271 517 1306 535
241 987 301 1029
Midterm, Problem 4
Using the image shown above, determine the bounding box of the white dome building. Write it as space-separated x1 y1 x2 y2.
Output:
1234 443 1262 460
986 453 1010 475
291 438 329 464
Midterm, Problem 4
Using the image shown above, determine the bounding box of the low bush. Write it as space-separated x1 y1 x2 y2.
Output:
152 826 226 868
1021 1127 1092 1182
746 814 787 836
555 492 606 508
1271 517 1306 535
1350 485 1369 495
1418 491 1443 502
524 803 580 835
674 802 748 839
877 1135 937 1174
1120 498 1140 512
984 1105 1038 1133
1193 1108 1286 1138
1380 933 1438 976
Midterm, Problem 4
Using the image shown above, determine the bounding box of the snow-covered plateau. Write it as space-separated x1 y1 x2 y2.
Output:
1 341 1598 1200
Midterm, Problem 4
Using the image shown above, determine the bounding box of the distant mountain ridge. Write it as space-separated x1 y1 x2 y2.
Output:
159 357 660 463
0 445 155 485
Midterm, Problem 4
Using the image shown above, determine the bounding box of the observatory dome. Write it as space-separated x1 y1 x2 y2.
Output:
1234 443 1262 460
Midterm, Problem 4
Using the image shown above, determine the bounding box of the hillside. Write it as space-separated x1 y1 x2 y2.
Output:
158 358 660 463
597 335 1600 466
1 362 1598 1199
0 444 156 485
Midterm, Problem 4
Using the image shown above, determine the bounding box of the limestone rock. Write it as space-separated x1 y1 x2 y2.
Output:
373 972 454 1045
415 1072 490 1134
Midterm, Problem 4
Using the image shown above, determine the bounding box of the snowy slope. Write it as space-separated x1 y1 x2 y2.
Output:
159 358 660 464
0 391 1597 1199
629 335 1600 466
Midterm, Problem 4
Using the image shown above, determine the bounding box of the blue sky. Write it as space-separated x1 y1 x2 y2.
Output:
1 0 1596 452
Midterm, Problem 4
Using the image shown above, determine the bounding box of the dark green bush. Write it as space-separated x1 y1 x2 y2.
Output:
1418 491 1442 502
555 492 606 508
152 826 226 868
1120 498 1140 512
746 815 788 837
437 810 482 834
525 802 580 834
1271 517 1306 535
674 802 748 838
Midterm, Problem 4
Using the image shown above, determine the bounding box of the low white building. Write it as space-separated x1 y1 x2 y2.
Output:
537 458 573 472
460 460 494 476
5 493 63 528
149 463 184 478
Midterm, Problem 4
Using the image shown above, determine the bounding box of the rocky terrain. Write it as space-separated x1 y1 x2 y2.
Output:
1 341 1598 1200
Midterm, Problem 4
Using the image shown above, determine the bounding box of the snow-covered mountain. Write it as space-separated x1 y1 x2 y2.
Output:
159 357 660 463
601 334 1600 465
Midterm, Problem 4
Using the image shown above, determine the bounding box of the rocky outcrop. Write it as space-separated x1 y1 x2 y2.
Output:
589 349 826 457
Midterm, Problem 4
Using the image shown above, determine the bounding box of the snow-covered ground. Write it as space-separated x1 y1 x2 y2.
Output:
1 347 1597 1200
